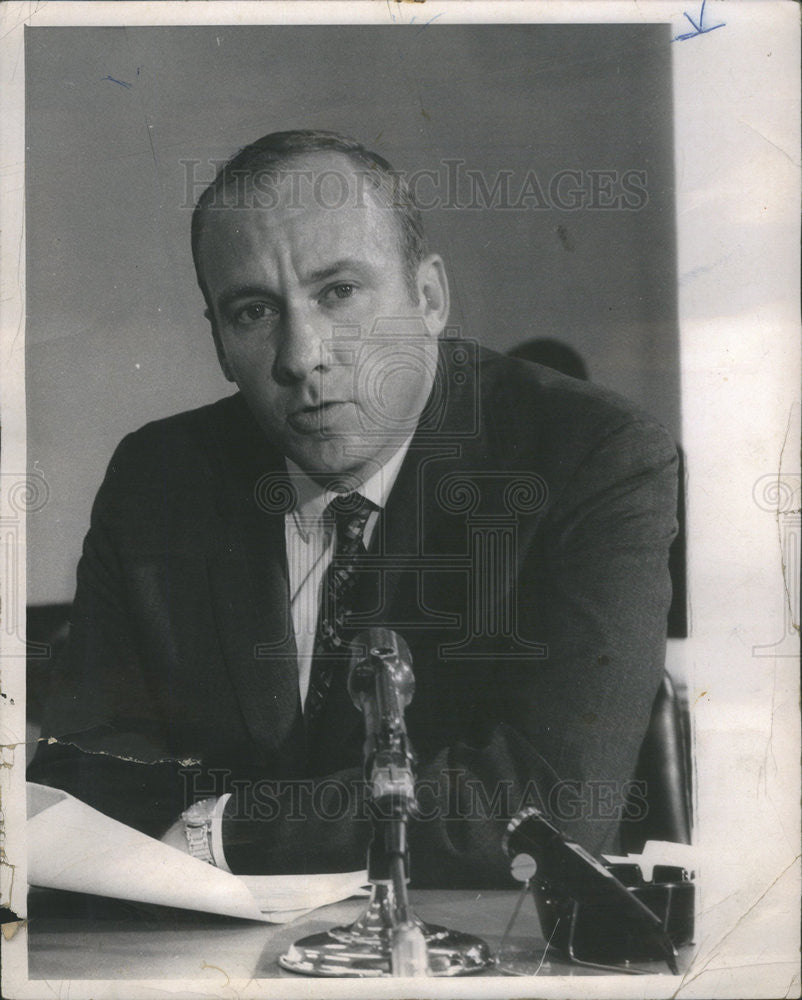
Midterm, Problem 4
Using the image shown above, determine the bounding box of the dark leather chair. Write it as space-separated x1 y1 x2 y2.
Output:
620 671 693 853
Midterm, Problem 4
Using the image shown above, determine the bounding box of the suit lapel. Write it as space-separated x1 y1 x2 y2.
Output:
204 397 304 757
377 338 493 629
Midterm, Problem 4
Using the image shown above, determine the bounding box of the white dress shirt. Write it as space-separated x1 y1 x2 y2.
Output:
285 438 414 710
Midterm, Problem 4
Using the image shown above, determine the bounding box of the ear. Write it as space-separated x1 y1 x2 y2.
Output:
415 254 450 337
205 308 236 383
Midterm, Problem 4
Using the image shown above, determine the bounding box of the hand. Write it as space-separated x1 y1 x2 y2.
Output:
161 815 189 854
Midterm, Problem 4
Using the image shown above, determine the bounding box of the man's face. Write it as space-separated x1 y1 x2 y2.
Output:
196 153 447 483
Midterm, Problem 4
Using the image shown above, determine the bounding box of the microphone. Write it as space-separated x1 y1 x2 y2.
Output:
347 628 417 808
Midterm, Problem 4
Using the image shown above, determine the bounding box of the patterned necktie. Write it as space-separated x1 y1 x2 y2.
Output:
305 493 376 726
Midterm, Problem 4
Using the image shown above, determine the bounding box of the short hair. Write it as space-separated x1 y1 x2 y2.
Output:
191 129 427 304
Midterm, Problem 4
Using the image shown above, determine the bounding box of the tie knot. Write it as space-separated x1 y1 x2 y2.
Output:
327 492 376 553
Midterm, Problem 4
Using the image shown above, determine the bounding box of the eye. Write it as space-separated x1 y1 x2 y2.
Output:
323 283 356 302
233 301 277 326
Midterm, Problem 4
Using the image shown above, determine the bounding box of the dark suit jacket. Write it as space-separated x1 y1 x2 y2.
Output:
29 343 678 887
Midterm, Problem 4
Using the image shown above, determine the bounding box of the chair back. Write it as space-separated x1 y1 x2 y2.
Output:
621 672 693 853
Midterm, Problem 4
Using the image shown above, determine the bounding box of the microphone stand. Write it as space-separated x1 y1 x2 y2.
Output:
365 756 428 977
279 633 493 978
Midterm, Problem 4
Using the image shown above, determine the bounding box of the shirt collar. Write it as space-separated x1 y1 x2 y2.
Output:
286 435 415 540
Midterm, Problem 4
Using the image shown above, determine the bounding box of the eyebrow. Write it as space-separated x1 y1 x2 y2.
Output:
217 285 278 313
304 258 375 284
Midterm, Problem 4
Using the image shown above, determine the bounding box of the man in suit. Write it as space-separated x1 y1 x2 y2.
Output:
29 130 678 888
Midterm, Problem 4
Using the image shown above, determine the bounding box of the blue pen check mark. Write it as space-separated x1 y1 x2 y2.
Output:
674 0 726 41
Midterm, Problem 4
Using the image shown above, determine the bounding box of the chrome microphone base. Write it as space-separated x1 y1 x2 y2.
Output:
278 884 494 977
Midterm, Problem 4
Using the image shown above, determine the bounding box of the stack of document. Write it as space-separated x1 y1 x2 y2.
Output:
27 782 369 922
602 840 696 881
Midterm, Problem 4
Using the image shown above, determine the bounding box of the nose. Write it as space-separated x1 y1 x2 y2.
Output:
272 302 328 385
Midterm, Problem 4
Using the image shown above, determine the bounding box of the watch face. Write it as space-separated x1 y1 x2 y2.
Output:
184 801 211 825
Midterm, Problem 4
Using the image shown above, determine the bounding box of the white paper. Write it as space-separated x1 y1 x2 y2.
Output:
603 840 696 882
27 783 368 923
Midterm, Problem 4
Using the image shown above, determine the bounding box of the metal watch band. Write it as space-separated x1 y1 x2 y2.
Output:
182 798 217 865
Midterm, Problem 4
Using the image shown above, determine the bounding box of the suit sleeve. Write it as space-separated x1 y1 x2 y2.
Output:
28 436 190 837
220 417 679 887
416 416 678 884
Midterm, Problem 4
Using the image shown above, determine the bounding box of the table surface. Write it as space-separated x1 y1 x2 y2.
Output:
27 887 688 982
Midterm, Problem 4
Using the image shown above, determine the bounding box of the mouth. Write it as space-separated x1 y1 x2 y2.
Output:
287 401 349 433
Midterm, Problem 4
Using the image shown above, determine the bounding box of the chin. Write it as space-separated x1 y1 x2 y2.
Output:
287 435 387 486
288 438 361 479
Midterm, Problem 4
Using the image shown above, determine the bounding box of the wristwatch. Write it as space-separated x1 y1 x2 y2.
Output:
181 798 218 865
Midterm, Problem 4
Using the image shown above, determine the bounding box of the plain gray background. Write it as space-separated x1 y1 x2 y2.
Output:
26 23 679 605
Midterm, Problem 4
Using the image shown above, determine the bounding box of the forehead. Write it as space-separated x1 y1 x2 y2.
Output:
196 151 403 280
